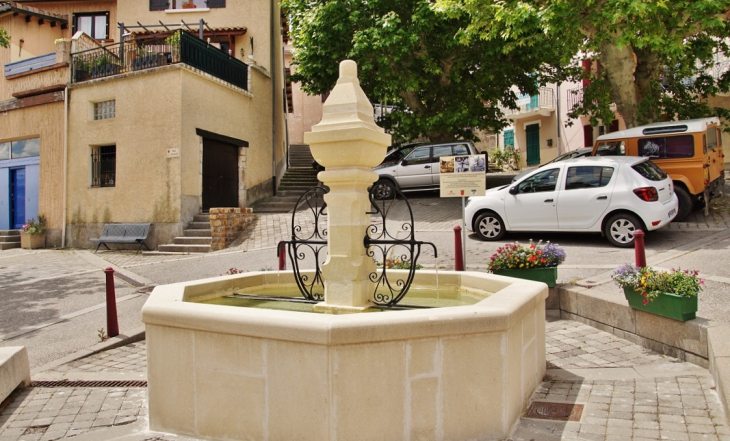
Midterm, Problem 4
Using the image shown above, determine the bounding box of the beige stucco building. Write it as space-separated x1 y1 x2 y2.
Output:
1 0 287 248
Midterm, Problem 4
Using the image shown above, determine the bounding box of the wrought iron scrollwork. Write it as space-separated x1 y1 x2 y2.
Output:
364 184 437 307
277 186 328 301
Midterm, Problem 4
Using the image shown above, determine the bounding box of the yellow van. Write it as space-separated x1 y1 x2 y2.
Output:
592 117 725 221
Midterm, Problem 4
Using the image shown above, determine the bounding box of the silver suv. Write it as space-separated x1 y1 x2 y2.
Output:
372 141 485 199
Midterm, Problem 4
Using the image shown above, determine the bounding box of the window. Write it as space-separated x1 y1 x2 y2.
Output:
151 0 226 10
92 145 116 187
565 166 614 190
707 128 718 151
0 138 40 160
94 100 115 120
638 135 693 159
452 144 470 155
518 168 559 193
73 12 110 40
403 147 431 164
632 160 667 181
0 142 9 160
432 146 452 160
595 141 626 156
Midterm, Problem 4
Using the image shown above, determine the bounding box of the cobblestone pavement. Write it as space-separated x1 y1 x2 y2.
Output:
1 320 727 440
509 319 729 441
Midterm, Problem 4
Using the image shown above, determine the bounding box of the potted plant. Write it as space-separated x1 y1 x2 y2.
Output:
182 0 196 8
73 58 91 82
90 53 121 79
612 263 703 321
487 240 565 287
165 31 181 63
20 215 47 249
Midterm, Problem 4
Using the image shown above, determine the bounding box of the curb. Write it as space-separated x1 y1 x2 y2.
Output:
30 325 146 376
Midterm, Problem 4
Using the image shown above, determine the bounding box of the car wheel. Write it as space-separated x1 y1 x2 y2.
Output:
604 213 643 248
673 186 693 222
372 179 396 200
474 212 506 241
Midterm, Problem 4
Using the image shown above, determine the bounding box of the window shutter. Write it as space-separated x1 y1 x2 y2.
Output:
207 0 226 8
150 0 169 11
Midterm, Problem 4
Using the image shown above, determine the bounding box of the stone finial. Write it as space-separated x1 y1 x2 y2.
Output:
304 60 391 169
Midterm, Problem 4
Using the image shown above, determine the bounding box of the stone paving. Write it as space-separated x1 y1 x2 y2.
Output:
1 320 728 440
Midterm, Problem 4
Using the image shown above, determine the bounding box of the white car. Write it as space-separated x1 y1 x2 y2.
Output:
465 156 678 247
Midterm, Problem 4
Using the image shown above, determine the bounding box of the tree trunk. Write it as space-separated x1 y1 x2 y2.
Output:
598 40 640 128
634 47 662 124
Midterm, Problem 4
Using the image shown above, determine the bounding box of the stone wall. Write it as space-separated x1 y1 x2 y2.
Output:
209 208 255 251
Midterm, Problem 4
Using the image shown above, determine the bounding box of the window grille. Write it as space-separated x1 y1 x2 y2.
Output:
91 145 116 187
94 100 115 120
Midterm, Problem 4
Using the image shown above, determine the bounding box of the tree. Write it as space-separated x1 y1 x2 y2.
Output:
284 0 571 143
0 27 8 48
437 0 730 128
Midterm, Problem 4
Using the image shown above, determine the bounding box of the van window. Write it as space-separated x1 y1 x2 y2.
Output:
707 128 718 150
638 135 693 158
595 141 626 156
632 160 667 181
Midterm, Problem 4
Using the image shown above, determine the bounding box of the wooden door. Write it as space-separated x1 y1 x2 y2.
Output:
202 139 239 212
526 124 541 166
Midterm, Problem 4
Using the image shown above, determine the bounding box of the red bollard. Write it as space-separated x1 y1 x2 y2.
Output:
634 230 646 268
278 242 286 271
454 226 464 271
104 267 119 338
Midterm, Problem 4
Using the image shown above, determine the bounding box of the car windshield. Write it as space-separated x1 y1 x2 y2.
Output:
632 160 667 181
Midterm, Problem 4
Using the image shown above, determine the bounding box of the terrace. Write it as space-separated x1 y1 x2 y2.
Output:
70 30 248 91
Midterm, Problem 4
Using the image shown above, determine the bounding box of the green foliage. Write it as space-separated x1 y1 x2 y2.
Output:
487 241 566 271
491 146 521 170
0 27 9 48
284 0 571 143
439 0 730 128
376 257 423 270
612 264 703 304
21 215 47 234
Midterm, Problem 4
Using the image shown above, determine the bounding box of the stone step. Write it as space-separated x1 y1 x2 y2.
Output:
0 230 20 236
252 204 296 213
173 236 212 245
276 190 310 198
193 214 210 222
0 242 20 250
157 244 211 253
183 229 212 237
279 184 319 191
0 235 21 243
187 221 210 230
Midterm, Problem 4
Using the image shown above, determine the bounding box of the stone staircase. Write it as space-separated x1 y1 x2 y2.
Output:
156 215 212 253
252 145 321 213
0 230 20 250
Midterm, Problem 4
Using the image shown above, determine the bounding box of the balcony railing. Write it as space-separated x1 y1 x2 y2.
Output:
500 87 555 117
567 86 583 112
71 31 248 90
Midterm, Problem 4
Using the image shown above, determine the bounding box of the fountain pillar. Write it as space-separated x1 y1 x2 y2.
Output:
304 60 391 310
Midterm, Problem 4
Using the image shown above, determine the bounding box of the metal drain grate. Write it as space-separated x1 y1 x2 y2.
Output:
113 272 145 287
524 401 584 421
32 380 147 388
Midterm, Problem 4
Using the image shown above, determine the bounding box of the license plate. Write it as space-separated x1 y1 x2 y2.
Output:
668 208 677 218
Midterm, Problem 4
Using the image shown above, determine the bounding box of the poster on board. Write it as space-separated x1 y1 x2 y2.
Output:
439 154 487 197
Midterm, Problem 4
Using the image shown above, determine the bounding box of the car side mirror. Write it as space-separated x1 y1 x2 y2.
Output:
508 186 519 195
400 159 409 166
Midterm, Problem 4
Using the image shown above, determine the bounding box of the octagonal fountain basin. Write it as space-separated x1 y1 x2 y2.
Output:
141 270 547 441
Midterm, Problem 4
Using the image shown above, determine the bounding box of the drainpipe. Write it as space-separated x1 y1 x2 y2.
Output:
556 83 561 154
61 84 69 248
270 0 277 196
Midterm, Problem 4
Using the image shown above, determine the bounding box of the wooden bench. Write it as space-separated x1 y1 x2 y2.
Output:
90 223 152 254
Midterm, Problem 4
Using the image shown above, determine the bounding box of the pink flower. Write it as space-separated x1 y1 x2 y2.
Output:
643 299 649 306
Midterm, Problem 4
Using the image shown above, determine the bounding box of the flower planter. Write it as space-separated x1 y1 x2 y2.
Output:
492 267 558 288
20 232 45 250
623 287 698 322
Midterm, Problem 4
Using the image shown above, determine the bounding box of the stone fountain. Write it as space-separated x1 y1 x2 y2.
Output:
142 60 547 441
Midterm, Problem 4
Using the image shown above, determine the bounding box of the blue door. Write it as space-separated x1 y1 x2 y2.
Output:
11 168 25 229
